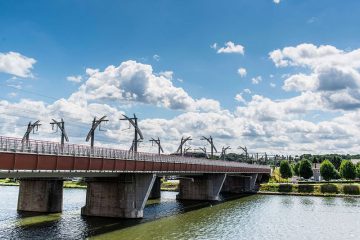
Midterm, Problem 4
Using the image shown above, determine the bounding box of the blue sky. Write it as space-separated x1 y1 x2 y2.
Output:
1 0 360 154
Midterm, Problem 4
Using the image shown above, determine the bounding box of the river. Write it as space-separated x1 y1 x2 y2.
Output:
0 186 359 240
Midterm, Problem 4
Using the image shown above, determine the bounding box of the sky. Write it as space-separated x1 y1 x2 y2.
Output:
1 0 360 155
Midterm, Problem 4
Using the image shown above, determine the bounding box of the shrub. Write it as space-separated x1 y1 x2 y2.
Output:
298 184 314 193
320 160 336 181
339 160 356 180
299 160 313 179
280 160 293 180
356 162 360 178
343 185 360 195
320 184 338 194
278 184 292 192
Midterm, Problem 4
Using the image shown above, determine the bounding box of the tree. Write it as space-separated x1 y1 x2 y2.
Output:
356 162 360 178
330 156 342 170
280 160 293 180
293 162 300 176
339 160 356 180
299 159 313 179
320 160 336 181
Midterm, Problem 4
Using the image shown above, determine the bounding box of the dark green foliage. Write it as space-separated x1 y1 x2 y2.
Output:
333 170 341 179
330 156 342 170
293 162 300 176
298 184 314 193
279 160 293 179
299 160 313 179
278 184 292 192
320 184 338 194
320 160 336 181
339 160 356 180
356 162 360 178
343 185 360 195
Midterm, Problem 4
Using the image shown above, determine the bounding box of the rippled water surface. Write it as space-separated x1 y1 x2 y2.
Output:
0 186 359 240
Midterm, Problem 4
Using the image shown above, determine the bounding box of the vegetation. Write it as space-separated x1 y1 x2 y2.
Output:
260 182 360 196
356 162 360 178
320 184 338 194
339 160 357 180
342 185 360 195
293 162 300 176
320 160 336 181
279 161 293 180
299 160 313 179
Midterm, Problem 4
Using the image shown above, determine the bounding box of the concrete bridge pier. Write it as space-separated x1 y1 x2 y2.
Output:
176 174 227 201
81 174 156 218
221 174 259 193
148 177 161 199
17 178 63 213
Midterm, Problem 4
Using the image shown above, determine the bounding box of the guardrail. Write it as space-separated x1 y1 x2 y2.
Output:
0 136 269 170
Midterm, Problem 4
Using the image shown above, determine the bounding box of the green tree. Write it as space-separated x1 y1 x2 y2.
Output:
293 162 300 176
280 160 293 180
339 160 356 180
356 162 360 178
330 156 342 170
299 159 313 179
320 160 336 181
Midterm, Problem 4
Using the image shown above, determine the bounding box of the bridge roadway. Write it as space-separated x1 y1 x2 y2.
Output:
0 136 271 218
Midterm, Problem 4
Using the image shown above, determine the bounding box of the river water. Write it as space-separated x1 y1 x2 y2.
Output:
0 186 359 240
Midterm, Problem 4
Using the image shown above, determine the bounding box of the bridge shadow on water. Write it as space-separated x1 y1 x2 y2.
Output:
9 191 255 239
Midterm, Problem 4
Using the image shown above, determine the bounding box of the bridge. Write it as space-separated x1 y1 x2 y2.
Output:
0 136 271 218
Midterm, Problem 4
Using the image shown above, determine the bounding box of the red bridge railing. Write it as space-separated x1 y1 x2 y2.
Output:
0 136 270 171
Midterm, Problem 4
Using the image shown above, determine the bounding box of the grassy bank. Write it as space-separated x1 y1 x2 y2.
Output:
260 182 360 196
0 178 179 191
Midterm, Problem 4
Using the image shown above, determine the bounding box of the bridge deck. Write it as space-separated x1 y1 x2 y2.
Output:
0 136 270 177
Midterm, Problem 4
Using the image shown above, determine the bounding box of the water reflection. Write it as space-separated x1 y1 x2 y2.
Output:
0 187 359 240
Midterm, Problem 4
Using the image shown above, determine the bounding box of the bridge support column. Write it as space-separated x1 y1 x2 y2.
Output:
81 174 156 218
177 174 226 201
17 178 63 213
148 177 161 199
221 174 258 193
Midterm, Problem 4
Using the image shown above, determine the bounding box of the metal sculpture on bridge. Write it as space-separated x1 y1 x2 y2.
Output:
149 137 164 155
22 120 41 144
201 136 217 158
86 116 108 148
50 118 69 145
176 136 192 156
120 114 144 153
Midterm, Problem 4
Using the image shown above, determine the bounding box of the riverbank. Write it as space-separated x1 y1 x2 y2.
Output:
0 179 180 191
260 182 360 197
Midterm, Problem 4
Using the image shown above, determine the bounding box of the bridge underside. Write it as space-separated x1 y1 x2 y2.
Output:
14 172 269 218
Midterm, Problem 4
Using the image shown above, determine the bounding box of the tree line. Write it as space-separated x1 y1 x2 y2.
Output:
279 158 360 181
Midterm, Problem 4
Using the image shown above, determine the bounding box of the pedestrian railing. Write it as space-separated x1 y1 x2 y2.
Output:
0 136 269 170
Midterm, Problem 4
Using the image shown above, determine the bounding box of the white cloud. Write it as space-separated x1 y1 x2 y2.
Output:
67 75 82 83
235 93 246 104
153 54 160 61
243 88 252 94
270 43 360 110
217 41 245 55
251 76 262 85
210 43 218 49
270 82 276 88
273 0 281 4
0 51 36 78
237 68 247 77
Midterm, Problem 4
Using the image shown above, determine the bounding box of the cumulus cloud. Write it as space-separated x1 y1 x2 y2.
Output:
80 60 206 110
0 51 36 78
67 75 82 83
217 41 245 55
270 43 360 110
237 67 247 77
251 76 262 84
